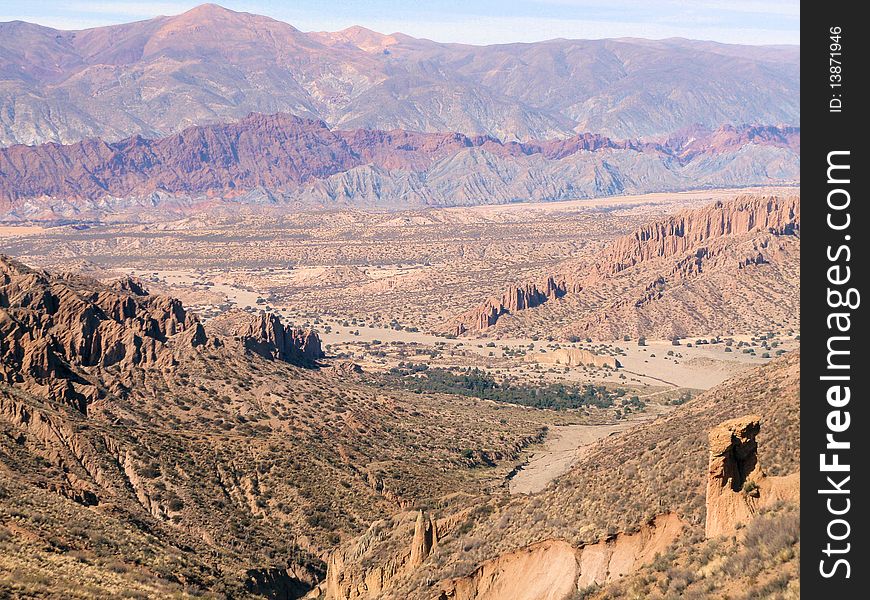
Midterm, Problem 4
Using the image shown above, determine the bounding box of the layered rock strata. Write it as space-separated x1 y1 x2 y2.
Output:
0 112 799 216
525 348 618 370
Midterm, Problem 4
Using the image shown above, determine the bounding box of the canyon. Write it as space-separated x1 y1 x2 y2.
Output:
305 352 800 599
0 224 801 599
0 4 802 599
1 255 578 597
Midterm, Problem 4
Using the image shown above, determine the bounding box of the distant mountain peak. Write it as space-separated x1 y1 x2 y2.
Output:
177 3 246 19
312 24 402 52
154 2 299 33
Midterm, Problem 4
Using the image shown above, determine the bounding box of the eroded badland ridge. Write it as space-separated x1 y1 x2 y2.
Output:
0 255 558 597
0 167 801 600
452 194 800 340
0 255 801 598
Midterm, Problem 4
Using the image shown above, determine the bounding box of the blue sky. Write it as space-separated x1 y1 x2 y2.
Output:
0 0 799 45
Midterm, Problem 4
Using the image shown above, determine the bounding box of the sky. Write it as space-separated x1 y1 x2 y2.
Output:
0 0 800 46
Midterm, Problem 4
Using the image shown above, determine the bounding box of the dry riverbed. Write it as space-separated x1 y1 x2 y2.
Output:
508 406 671 495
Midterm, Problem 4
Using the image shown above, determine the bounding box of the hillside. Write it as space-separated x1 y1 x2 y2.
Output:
318 351 800 599
0 4 803 598
0 255 555 598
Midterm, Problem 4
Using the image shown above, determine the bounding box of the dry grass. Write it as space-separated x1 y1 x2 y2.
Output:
0 196 701 332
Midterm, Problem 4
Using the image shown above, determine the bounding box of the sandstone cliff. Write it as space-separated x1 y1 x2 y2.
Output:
319 507 685 600
438 539 579 600
586 195 799 281
437 514 684 600
319 509 452 600
454 277 566 335
525 348 618 370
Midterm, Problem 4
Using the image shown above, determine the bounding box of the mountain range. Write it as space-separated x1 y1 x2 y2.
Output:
1 4 799 147
0 113 799 219
0 3 803 599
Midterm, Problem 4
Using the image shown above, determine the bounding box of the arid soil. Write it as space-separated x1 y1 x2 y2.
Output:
0 5 802 598
314 352 800 600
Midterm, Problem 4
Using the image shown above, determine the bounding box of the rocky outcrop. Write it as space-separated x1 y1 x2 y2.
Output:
452 195 800 336
236 312 324 366
705 415 800 538
409 510 438 567
588 195 799 280
438 540 579 600
0 255 207 411
527 348 618 369
321 503 682 600
328 361 363 376
453 277 566 335
574 514 685 588
320 509 468 600
243 566 322 600
108 276 150 296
